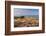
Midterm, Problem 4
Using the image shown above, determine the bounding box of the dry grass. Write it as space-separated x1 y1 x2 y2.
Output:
14 17 39 27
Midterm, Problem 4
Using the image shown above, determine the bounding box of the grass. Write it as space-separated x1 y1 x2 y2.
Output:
14 17 39 27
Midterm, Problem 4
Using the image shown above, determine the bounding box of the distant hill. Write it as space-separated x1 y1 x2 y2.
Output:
25 15 39 19
14 15 39 19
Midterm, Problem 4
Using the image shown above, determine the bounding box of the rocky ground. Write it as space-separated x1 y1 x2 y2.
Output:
14 18 39 27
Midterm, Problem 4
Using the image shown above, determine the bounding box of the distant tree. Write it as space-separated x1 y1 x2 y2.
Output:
20 16 24 19
14 17 19 19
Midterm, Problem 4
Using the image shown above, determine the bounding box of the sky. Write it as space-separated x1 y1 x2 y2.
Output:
14 8 39 16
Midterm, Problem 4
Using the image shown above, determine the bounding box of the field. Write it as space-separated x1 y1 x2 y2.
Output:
14 16 39 27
